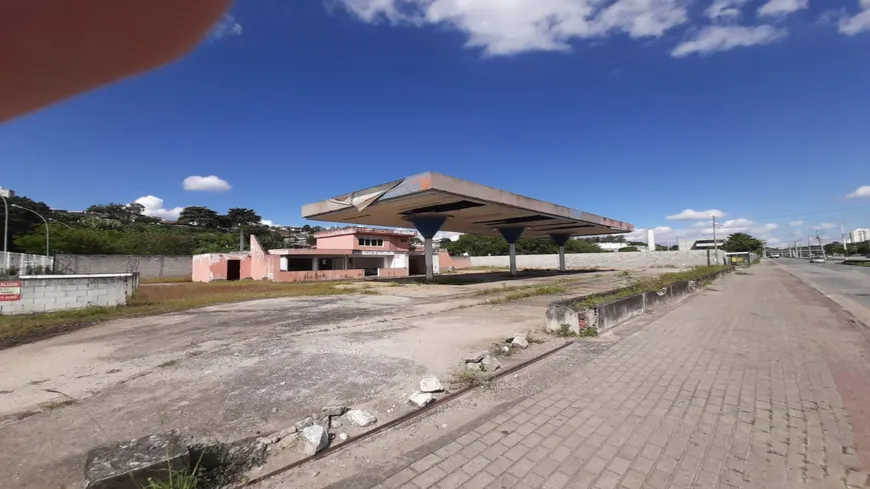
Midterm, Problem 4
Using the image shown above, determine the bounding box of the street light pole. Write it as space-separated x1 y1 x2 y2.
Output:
11 204 50 256
0 191 7 270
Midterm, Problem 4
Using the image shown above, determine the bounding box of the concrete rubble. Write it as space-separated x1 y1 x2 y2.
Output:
465 351 489 363
345 409 378 427
299 425 329 456
419 375 444 393
408 391 435 408
465 351 501 372
510 335 529 349
84 431 189 489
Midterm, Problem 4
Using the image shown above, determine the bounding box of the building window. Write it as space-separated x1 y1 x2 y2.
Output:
358 237 384 247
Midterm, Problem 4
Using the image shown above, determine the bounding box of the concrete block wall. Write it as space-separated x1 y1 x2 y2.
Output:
470 250 722 270
55 255 192 278
0 274 138 315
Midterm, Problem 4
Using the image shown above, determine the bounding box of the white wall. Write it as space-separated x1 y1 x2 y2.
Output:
0 274 138 315
469 250 721 270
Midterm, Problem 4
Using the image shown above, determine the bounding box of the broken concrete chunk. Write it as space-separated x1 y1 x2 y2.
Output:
299 426 329 456
345 409 377 427
331 420 342 428
294 417 315 431
465 351 489 363
276 426 297 441
480 354 501 372
338 433 349 441
321 405 348 417
505 333 525 342
419 375 444 393
501 345 511 354
278 434 298 450
511 336 529 349
408 391 435 408
84 431 189 489
466 362 484 371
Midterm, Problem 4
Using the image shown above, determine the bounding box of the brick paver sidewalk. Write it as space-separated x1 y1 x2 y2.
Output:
367 266 870 489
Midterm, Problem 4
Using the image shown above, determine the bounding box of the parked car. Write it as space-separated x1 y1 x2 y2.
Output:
810 255 826 263
770 253 781 258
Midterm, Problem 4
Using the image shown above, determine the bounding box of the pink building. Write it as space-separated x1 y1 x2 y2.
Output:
192 227 469 283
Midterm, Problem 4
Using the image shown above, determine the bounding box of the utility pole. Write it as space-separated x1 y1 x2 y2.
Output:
807 236 812 259
842 222 849 258
712 215 720 265
239 226 244 252
817 232 826 260
0 190 7 271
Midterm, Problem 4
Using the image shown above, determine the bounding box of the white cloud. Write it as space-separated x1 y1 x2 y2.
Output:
183 175 231 192
210 14 243 40
846 185 870 199
757 0 809 17
135 196 184 221
261 219 275 227
840 2 870 35
666 208 726 220
672 25 786 57
706 0 748 20
339 0 689 56
789 220 804 226
813 222 836 230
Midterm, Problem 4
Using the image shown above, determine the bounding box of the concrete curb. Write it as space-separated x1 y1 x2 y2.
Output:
776 263 870 329
545 269 730 334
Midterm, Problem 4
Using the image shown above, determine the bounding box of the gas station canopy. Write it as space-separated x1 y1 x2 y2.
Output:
301 172 633 238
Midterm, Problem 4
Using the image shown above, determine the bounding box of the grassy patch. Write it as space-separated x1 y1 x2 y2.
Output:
572 265 729 310
0 280 352 349
157 359 178 368
843 260 870 267
140 275 193 285
495 285 567 303
448 367 491 389
489 342 515 357
477 280 575 302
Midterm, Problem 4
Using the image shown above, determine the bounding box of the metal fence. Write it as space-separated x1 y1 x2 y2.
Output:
0 251 54 275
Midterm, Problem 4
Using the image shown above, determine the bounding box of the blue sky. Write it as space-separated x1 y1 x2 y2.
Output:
2 0 870 247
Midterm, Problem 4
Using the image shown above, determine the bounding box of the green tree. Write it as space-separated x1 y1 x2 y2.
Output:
2 194 56 253
824 242 844 256
724 233 763 253
618 246 640 252
226 208 261 228
178 206 219 227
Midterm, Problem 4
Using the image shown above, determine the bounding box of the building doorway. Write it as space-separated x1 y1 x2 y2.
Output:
227 260 241 281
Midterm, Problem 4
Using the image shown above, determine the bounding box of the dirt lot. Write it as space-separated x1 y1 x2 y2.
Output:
0 268 669 488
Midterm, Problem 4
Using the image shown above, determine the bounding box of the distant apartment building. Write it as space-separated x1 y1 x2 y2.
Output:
850 228 869 244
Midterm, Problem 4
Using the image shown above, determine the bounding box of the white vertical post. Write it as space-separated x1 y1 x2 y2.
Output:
424 237 434 280
558 245 566 272
509 243 517 277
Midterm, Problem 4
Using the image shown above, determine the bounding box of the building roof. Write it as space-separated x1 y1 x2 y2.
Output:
301 172 633 238
313 226 416 239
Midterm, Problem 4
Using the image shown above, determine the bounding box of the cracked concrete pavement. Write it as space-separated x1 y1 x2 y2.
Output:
0 268 656 488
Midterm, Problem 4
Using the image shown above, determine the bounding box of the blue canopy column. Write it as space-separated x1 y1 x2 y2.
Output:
550 234 572 272
405 215 447 281
498 227 525 277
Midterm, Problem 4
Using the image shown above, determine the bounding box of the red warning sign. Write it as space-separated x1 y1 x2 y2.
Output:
0 280 21 301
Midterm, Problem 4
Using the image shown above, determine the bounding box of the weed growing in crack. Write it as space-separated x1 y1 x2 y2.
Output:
144 468 200 489
448 368 491 389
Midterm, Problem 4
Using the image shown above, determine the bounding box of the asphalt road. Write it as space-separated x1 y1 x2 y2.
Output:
774 257 870 312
